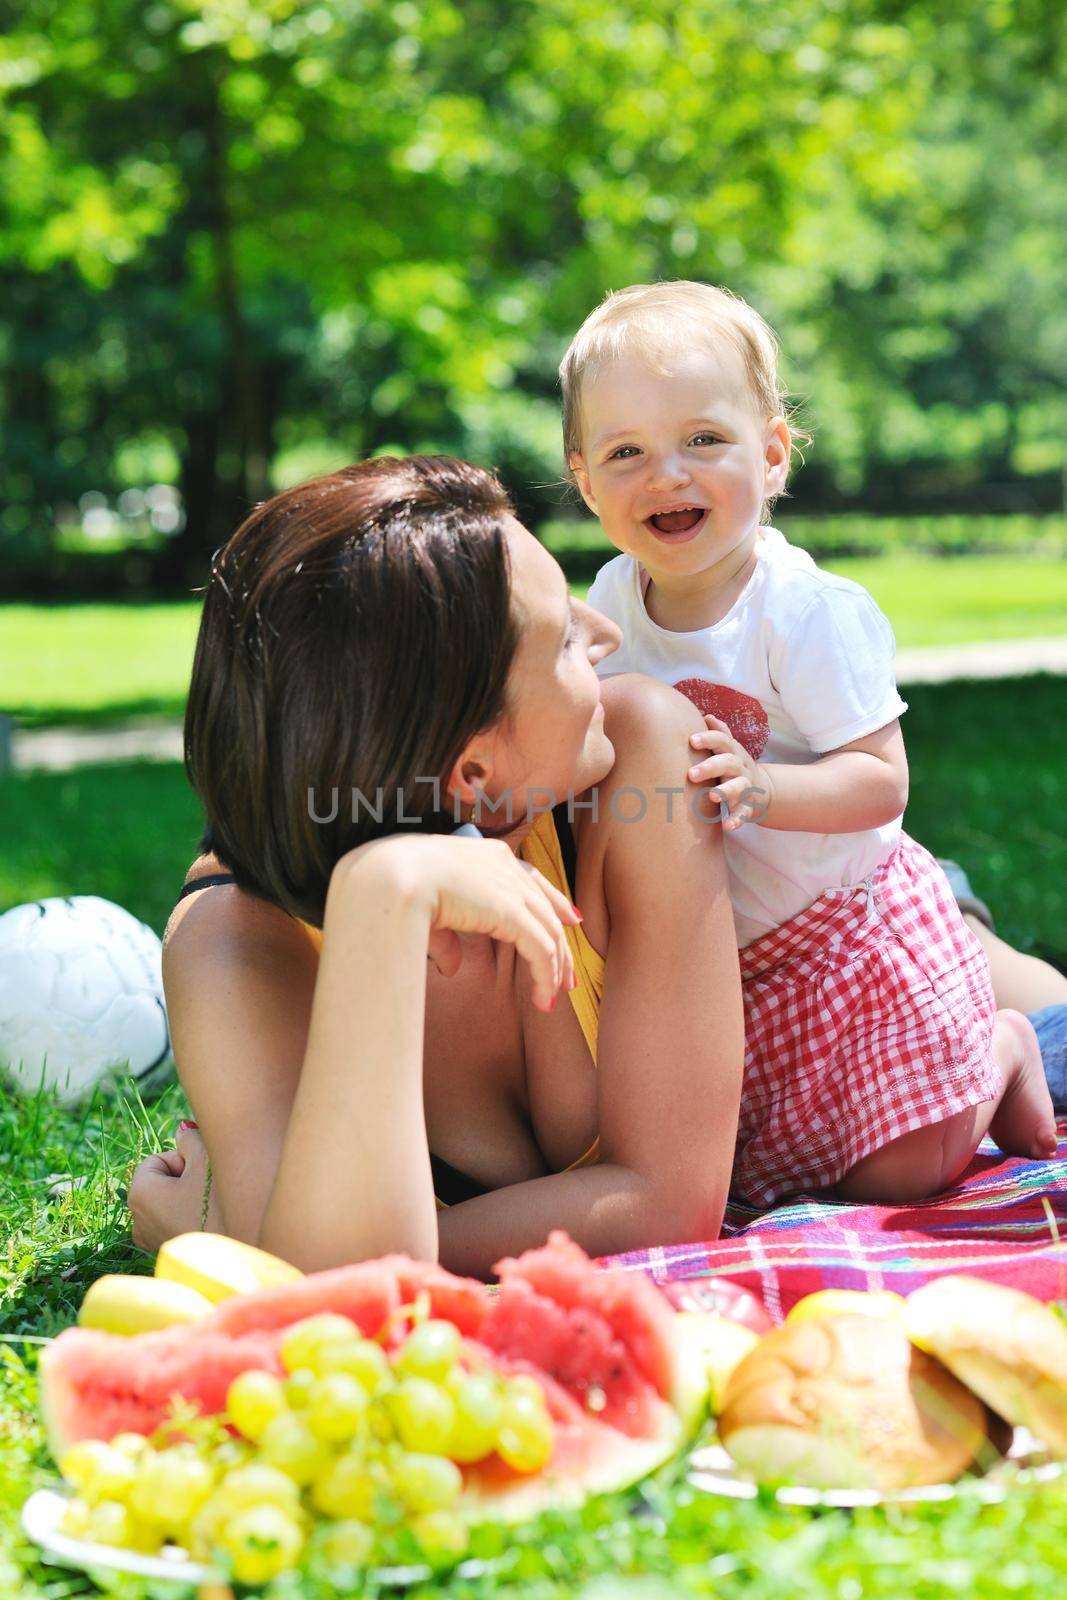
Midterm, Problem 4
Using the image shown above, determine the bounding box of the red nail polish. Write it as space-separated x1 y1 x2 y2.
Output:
547 995 558 1011
178 1119 198 1131
569 903 583 922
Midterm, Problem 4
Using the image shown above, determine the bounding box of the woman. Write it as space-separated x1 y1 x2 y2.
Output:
128 456 745 1277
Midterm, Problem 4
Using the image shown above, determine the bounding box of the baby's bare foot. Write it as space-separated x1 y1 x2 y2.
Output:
988 1010 1059 1160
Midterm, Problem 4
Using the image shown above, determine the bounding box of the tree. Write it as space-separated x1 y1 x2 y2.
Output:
2 0 1063 592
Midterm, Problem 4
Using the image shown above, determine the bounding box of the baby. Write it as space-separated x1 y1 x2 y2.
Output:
560 279 1057 1207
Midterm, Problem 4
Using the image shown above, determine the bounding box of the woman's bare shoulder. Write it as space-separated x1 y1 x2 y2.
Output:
576 672 706 839
164 856 319 976
598 670 704 751
571 673 713 943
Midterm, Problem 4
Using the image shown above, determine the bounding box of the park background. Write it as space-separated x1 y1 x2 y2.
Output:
2 2 1067 1597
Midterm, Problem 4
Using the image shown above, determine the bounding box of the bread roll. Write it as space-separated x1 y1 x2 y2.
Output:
906 1276 1067 1456
718 1313 990 1490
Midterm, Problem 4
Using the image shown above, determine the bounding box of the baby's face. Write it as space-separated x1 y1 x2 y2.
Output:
569 343 790 580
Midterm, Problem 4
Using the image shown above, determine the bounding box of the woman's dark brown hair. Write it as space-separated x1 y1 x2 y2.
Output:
185 456 518 925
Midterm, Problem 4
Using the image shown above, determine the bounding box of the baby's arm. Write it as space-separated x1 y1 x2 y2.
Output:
688 715 908 834
752 580 908 834
756 717 908 833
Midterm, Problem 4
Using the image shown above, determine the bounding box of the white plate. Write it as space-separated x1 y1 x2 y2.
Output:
688 1428 1065 1508
21 1488 497 1590
22 1490 221 1586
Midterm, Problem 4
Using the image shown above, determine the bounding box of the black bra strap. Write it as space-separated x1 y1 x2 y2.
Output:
176 873 237 901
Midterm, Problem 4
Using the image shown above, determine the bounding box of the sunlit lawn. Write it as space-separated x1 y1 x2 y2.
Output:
0 761 203 933
568 551 1067 648
4 551 1067 730
825 553 1067 647
1 603 200 727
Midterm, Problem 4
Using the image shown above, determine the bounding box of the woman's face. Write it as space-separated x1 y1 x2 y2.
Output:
454 518 621 829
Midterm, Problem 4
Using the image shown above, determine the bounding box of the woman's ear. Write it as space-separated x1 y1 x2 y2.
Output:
444 745 494 811
568 451 598 514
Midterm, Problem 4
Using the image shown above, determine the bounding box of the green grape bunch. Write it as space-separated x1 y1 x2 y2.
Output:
58 1300 557 1586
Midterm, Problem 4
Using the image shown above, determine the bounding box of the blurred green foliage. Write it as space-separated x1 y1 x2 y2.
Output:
1 0 1065 588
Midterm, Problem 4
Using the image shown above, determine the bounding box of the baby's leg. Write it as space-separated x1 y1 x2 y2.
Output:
987 1009 1060 1160
835 1011 1057 1204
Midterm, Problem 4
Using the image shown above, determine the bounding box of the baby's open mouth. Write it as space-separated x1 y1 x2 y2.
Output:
647 506 705 534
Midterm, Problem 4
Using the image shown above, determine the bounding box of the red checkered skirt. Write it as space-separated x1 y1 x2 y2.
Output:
733 832 1001 1207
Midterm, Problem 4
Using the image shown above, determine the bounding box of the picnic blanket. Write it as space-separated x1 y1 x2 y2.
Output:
602 1124 1067 1322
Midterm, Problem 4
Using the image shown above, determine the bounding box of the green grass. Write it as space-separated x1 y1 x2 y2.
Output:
2 681 1066 1596
0 603 200 727
0 761 204 934
559 543 1067 649
893 677 1066 959
4 542 1067 730
1 1080 192 1600
817 554 1067 648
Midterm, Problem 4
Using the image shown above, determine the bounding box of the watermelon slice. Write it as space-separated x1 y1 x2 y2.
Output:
40 1232 708 1520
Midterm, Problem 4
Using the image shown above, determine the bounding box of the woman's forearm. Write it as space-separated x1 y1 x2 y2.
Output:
258 856 439 1272
437 1161 726 1280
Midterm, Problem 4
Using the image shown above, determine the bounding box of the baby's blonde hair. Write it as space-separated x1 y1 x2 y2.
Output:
559 280 807 474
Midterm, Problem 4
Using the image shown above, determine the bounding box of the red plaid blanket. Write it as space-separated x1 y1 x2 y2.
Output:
601 1125 1067 1322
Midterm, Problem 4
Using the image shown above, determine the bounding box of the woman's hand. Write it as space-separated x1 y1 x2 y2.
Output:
687 714 773 832
127 1123 222 1252
349 832 581 1011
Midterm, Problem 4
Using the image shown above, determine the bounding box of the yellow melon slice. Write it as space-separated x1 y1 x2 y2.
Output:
155 1232 303 1304
78 1274 213 1334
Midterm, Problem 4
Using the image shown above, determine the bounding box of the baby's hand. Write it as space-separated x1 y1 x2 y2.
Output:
687 714 773 832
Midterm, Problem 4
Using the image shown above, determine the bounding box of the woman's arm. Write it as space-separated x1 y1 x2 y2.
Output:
436 674 745 1276
261 835 582 1270
140 888 320 1248
134 883 438 1266
257 851 439 1269
138 835 580 1271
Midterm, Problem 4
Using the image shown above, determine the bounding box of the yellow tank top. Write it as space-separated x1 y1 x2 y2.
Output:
434 808 604 1207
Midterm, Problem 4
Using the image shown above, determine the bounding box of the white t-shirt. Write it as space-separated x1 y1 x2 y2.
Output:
586 527 909 948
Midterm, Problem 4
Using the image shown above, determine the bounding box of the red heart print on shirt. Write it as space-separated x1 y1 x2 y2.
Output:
673 679 770 760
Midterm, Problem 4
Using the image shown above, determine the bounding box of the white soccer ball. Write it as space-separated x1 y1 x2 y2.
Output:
0 895 171 1105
